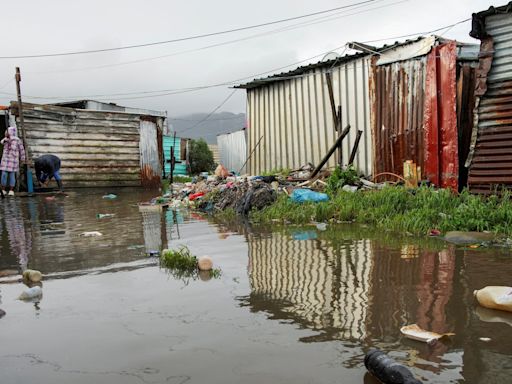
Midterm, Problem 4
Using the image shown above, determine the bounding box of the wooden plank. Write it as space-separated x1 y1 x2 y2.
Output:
26 130 140 141
21 108 141 123
45 159 141 167
65 180 142 188
29 152 139 161
24 120 140 130
58 167 141 174
28 145 139 154
60 173 141 181
26 138 139 148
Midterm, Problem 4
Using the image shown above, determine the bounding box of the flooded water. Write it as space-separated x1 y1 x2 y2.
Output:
1 190 512 384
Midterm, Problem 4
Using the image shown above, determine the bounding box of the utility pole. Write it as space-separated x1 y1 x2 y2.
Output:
15 67 33 193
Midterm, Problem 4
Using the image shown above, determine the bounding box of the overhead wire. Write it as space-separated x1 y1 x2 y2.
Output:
0 0 381 59
24 0 395 75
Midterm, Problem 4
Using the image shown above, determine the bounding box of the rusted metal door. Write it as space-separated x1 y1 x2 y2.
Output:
139 119 161 187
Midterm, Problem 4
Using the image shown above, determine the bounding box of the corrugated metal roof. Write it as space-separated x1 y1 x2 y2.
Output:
470 2 512 39
236 36 477 89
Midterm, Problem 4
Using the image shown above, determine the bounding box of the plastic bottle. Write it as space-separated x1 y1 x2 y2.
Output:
364 349 422 384
18 286 43 301
96 213 115 219
474 286 512 313
22 269 43 283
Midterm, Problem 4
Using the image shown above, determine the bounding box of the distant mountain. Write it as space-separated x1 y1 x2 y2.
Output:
170 112 246 144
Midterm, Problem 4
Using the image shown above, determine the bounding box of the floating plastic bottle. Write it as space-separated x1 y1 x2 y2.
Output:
364 349 422 384
474 286 512 313
96 213 115 219
18 286 43 301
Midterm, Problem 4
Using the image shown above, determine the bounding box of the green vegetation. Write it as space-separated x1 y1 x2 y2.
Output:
325 166 359 195
160 246 222 281
173 175 193 183
251 187 512 236
189 139 215 175
261 168 291 177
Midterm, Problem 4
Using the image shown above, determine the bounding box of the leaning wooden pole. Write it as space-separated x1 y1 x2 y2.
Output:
310 125 351 179
15 67 33 193
348 130 363 166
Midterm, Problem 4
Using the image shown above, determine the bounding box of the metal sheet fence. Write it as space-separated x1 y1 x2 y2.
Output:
468 12 512 193
217 130 247 173
246 57 372 176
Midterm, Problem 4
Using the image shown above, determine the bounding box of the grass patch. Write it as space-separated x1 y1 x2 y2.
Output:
173 175 192 183
261 168 291 177
250 187 512 236
160 246 221 282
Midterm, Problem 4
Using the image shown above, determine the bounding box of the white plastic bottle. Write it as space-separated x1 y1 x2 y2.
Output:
474 286 512 312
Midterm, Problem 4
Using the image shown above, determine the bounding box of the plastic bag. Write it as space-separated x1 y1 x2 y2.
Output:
290 188 329 203
18 286 43 301
215 164 229 178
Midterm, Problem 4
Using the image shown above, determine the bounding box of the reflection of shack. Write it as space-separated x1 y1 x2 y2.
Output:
8 100 166 188
245 232 371 342
139 206 167 254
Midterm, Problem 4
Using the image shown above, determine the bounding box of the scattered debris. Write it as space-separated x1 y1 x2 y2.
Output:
22 269 43 283
96 213 115 219
429 229 441 237
316 223 328 231
474 286 512 313
365 349 422 384
198 256 213 271
80 231 103 237
479 337 492 342
443 231 495 245
18 286 43 301
400 324 455 344
102 194 117 200
290 188 329 203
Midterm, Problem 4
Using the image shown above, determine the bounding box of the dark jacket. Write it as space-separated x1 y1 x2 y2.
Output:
34 154 62 189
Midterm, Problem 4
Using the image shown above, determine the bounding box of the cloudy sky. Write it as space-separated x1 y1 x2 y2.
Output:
0 0 498 118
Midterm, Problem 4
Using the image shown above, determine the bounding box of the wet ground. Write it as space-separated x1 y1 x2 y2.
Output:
1 189 512 384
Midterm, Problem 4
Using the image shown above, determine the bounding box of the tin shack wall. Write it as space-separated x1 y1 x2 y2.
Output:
246 57 372 176
14 103 147 188
467 12 512 193
217 129 247 173
370 42 460 190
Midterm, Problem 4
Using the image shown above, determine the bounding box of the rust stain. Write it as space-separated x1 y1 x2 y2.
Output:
141 164 161 188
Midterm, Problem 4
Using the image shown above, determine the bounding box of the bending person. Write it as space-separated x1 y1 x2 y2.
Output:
34 154 63 191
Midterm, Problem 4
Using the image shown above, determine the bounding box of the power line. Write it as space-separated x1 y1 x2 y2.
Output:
178 90 238 133
25 0 395 75
0 16 472 102
0 0 380 59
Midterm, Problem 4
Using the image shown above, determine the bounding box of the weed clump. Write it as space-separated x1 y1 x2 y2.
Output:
160 246 221 281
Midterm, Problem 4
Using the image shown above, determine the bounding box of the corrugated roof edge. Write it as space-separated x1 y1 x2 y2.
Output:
234 36 475 89
470 2 512 39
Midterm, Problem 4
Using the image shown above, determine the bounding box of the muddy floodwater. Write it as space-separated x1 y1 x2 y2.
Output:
1 190 512 384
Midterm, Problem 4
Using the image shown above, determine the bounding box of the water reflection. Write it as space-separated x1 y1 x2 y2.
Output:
238 227 512 381
0 191 184 276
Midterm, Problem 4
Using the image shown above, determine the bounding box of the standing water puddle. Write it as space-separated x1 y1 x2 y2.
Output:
1 190 512 383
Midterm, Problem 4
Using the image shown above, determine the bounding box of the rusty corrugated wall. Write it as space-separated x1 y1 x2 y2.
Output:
371 56 427 180
371 41 460 190
467 7 512 193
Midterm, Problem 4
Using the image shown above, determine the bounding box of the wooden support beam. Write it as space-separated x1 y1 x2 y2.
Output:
311 125 351 179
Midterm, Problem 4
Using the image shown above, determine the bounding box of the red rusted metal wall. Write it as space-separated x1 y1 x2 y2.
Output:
371 42 459 190
371 57 426 180
424 42 459 190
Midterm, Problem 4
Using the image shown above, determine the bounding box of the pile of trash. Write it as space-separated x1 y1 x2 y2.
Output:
141 163 386 216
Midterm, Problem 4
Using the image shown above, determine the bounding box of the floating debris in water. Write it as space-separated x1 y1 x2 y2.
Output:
102 194 117 200
80 231 103 237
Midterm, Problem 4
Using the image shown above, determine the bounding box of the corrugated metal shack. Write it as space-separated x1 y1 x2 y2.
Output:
369 36 478 190
10 101 167 188
237 52 373 176
217 129 247 173
237 37 478 190
466 2 512 193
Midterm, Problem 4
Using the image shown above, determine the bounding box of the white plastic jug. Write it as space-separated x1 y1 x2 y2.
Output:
474 286 512 313
18 286 43 301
